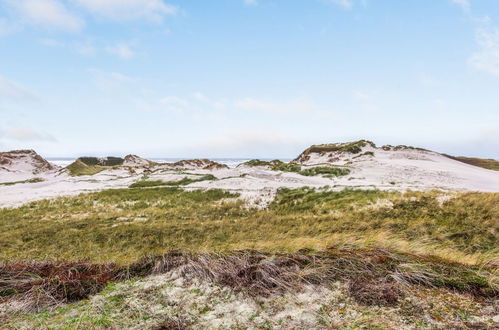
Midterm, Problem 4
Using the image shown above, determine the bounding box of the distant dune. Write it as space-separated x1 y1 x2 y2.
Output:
1 140 498 208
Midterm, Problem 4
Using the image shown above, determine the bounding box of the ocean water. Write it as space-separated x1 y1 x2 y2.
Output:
46 158 291 169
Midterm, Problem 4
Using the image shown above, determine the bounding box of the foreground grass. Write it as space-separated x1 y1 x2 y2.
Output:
0 187 497 265
1 187 498 328
2 248 497 329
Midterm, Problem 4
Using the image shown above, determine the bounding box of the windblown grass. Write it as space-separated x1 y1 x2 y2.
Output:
0 188 497 266
1 248 496 312
1 188 498 328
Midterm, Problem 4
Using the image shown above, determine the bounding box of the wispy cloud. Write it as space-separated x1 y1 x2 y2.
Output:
451 0 470 13
469 28 499 76
89 69 135 91
3 0 84 32
182 129 302 158
106 42 136 59
243 0 258 6
0 18 17 37
234 97 314 114
324 0 353 10
0 127 56 142
0 76 38 103
73 0 177 22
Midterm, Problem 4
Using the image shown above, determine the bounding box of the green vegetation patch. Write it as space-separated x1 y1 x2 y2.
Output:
129 174 217 188
297 140 375 159
0 177 44 186
242 159 284 167
79 157 124 167
0 188 497 266
66 159 110 176
445 155 499 171
242 160 350 177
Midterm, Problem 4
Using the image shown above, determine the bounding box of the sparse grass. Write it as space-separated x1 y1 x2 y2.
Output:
295 140 375 162
445 154 499 171
2 249 497 329
298 166 350 177
242 160 350 177
78 157 124 167
241 159 283 167
128 180 166 188
129 174 217 188
0 178 44 186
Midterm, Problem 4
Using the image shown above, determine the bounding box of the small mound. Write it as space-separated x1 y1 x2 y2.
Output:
0 150 56 174
65 159 108 176
293 140 376 163
123 154 153 167
172 159 228 170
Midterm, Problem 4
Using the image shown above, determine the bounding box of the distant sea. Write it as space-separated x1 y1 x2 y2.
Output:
46 158 292 169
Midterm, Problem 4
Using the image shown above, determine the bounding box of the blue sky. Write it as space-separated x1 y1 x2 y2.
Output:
0 0 498 158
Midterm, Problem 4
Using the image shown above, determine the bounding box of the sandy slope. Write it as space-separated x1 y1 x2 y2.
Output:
1 143 498 208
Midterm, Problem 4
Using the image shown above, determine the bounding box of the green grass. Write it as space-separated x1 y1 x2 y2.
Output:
242 160 350 177
129 174 217 188
296 140 375 161
0 177 44 186
0 187 496 265
66 159 110 176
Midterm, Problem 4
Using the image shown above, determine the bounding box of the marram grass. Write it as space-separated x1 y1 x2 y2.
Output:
0 187 497 266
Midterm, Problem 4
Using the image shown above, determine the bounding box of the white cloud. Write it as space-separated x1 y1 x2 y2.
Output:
73 0 177 22
89 69 135 92
324 0 353 10
244 0 257 6
3 0 84 32
39 38 65 47
234 97 313 114
106 42 135 59
1 127 56 142
0 76 38 103
75 41 97 56
451 0 470 12
183 129 302 158
353 91 370 101
0 18 17 37
469 28 499 76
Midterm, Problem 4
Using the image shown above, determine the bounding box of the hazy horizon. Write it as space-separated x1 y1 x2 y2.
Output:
1 0 499 159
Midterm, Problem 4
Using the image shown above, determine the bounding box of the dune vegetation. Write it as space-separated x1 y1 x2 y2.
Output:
242 160 351 177
445 155 499 171
0 187 497 328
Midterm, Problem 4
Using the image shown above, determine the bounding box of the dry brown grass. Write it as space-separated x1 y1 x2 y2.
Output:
2 247 496 316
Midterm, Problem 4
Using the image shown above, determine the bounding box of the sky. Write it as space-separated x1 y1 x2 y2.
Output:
0 0 498 159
